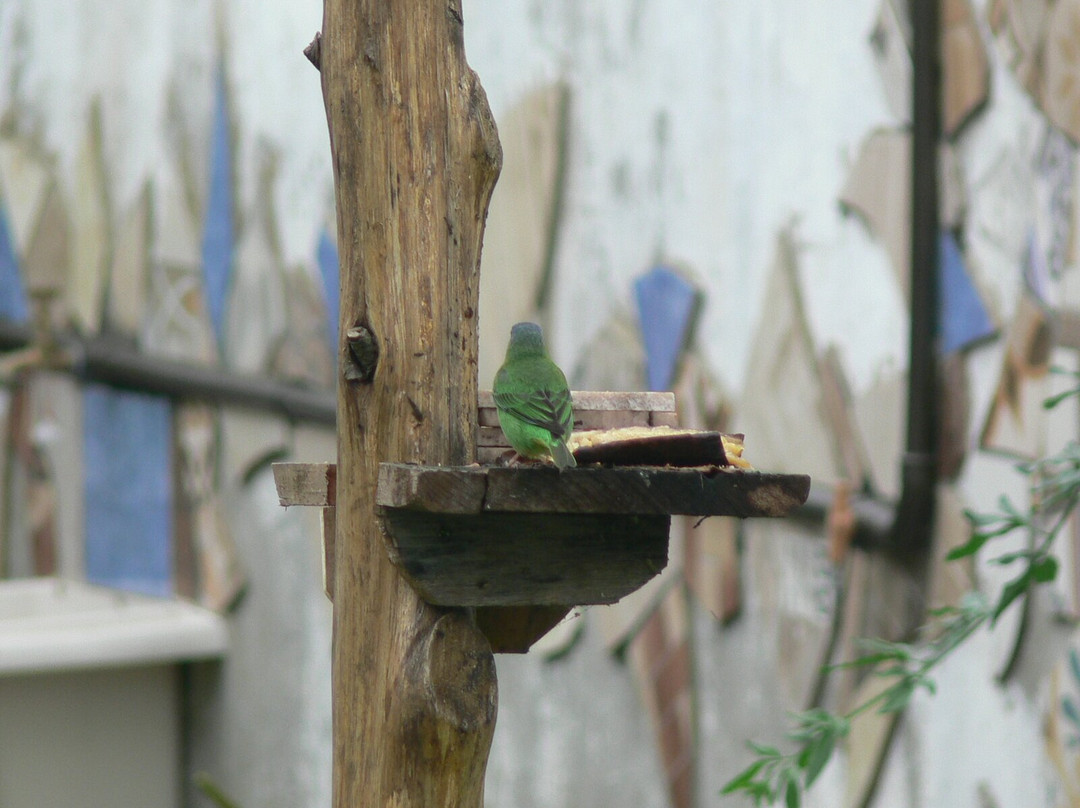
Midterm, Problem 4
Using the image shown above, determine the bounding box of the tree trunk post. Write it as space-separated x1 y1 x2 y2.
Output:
318 0 502 805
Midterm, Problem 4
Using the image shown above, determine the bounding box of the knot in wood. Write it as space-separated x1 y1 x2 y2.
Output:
426 613 497 732
345 324 379 383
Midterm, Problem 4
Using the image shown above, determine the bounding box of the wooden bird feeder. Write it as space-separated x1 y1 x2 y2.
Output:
308 3 811 802
274 390 809 652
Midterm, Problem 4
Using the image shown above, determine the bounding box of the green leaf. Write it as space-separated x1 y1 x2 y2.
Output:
1069 648 1080 686
878 680 916 714
746 782 772 804
829 652 906 671
748 741 781 759
1000 494 1026 517
991 571 1032 625
855 637 915 660
964 497 1013 525
949 503 1028 558
1063 696 1080 728
1031 555 1060 584
1044 386 1080 410
989 549 1038 566
802 733 836 787
720 761 765 794
1034 469 1080 510
786 777 801 808
959 590 992 614
946 531 991 561
194 773 242 808
788 709 837 741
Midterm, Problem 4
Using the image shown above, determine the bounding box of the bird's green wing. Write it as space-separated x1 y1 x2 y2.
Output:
493 383 573 441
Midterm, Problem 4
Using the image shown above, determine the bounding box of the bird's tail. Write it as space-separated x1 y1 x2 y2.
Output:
551 439 577 470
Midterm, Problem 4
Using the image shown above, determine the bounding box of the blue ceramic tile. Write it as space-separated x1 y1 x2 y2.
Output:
939 230 995 354
0 202 29 323
83 384 173 598
634 265 699 391
202 65 234 349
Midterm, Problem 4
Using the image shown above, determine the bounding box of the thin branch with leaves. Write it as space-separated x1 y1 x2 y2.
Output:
721 367 1080 806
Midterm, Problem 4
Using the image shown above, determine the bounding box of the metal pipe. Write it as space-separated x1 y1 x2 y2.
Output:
0 320 336 425
788 0 939 553
789 483 895 547
891 0 940 554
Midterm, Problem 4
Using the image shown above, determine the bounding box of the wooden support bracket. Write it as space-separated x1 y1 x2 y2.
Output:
274 390 810 651
274 449 809 651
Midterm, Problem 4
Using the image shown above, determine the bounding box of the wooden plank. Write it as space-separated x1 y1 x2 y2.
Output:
375 464 487 514
473 605 573 653
315 508 569 651
282 461 810 518
381 509 669 606
651 410 681 427
544 464 776 515
273 461 336 507
479 413 654 443
477 389 674 425
375 463 810 518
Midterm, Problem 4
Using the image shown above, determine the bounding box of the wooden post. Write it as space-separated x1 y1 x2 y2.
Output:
318 0 502 805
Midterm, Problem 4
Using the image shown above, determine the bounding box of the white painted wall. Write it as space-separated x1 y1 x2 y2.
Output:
465 0 907 395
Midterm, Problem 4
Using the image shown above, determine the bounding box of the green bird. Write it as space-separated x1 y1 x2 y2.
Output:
493 322 577 469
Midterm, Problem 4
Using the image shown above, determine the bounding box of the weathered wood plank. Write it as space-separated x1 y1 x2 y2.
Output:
473 605 573 653
478 416 652 445
272 461 336 507
283 462 810 517
478 389 675 428
651 409 681 427
375 463 810 518
484 467 808 517
375 464 487 514
479 389 675 415
381 510 670 606
312 508 570 652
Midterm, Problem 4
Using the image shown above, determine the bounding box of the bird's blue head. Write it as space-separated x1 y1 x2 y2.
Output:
507 321 547 359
